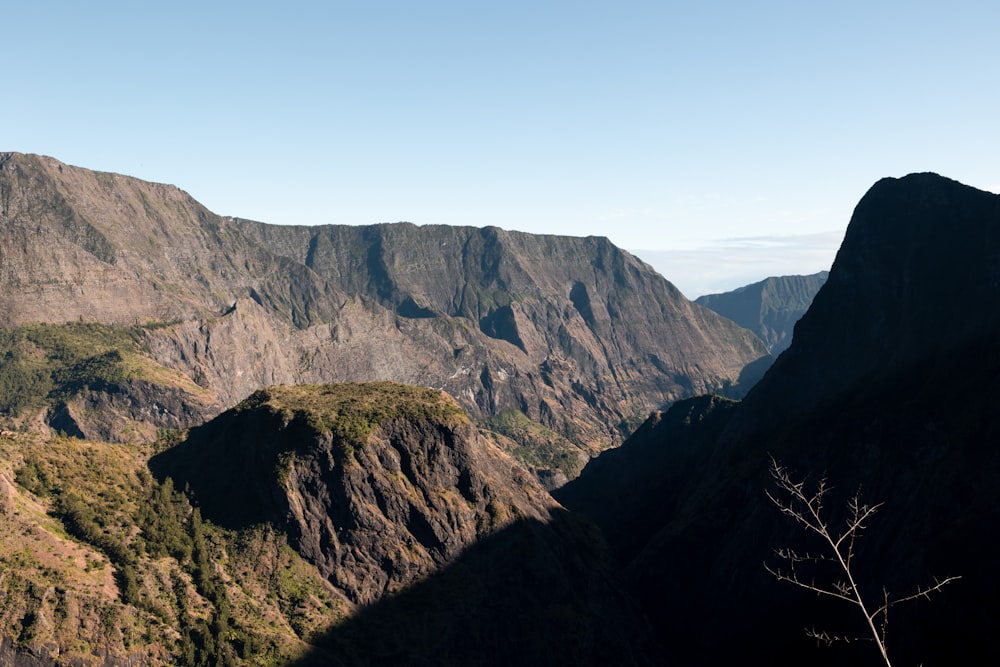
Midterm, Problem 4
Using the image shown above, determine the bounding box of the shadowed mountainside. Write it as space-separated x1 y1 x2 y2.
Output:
695 270 829 354
292 510 659 667
150 383 558 608
558 173 1000 665
150 382 659 666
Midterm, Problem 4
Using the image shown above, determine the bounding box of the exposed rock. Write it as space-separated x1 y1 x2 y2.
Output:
696 270 828 355
46 379 220 444
0 151 769 466
150 383 560 606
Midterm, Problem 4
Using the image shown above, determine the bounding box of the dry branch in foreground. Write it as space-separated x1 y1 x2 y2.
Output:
765 456 959 667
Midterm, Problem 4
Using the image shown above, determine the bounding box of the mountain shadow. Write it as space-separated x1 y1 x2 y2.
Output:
559 173 1000 666
291 509 660 667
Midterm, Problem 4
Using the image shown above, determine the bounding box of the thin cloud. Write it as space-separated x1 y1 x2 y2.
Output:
631 230 844 300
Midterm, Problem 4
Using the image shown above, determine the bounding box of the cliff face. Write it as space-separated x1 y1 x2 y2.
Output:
150 383 559 607
559 173 1000 665
695 270 828 354
1 377 654 666
147 382 655 666
0 152 768 460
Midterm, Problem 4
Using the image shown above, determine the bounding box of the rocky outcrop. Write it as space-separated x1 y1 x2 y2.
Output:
150 383 560 606
152 382 658 665
46 379 220 444
0 152 769 462
696 271 828 354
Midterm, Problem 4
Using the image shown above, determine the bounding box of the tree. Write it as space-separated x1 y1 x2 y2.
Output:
765 456 959 667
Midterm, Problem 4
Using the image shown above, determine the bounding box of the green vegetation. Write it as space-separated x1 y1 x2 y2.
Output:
0 321 209 427
5 433 338 665
246 382 466 455
0 322 144 417
483 409 586 479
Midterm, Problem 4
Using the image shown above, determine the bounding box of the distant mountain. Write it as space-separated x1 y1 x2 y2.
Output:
0 152 768 476
558 173 1000 665
695 271 829 354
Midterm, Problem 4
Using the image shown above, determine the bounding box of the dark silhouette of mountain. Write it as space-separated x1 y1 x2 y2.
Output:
0 152 768 474
695 271 829 354
558 173 1000 665
292 511 660 667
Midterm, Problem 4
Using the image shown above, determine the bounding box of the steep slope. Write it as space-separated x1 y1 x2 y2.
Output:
0 431 348 666
0 152 769 466
147 382 658 666
150 383 559 606
558 173 1000 665
0 382 655 665
0 321 221 443
695 271 828 354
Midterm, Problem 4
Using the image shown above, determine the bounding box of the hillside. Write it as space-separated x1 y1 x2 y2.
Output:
149 383 558 606
695 271 828 354
0 381 656 666
558 173 1000 665
0 152 769 475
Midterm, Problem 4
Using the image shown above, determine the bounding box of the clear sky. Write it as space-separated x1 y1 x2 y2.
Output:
6 1 999 297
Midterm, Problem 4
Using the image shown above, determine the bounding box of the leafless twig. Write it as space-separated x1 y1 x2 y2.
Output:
765 455 959 667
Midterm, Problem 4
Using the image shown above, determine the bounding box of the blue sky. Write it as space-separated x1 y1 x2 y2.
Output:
6 1 999 297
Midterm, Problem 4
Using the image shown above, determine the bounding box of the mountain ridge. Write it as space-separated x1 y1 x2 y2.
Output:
0 151 769 468
695 270 829 354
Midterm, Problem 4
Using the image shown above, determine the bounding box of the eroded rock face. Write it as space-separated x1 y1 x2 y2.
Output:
0 152 769 458
150 383 559 605
46 379 221 444
696 271 829 355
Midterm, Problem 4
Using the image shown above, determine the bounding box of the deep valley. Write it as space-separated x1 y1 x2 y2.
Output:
1 155 997 666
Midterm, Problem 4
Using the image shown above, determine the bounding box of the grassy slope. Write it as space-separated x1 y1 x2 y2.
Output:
0 426 347 666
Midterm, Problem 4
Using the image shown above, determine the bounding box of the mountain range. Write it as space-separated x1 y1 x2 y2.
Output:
0 152 768 482
1 155 996 665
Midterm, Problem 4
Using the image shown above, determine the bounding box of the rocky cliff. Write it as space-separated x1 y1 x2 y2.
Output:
559 173 1000 665
0 380 656 665
150 383 559 606
695 270 828 354
0 152 769 468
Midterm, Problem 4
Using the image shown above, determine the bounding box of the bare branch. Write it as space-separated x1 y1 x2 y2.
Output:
873 575 963 618
806 627 869 647
765 455 959 667
764 562 856 605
